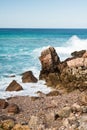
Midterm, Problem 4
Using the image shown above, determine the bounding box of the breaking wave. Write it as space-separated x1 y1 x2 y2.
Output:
32 35 87 61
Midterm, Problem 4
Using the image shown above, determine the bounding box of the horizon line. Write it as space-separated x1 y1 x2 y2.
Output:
0 27 87 29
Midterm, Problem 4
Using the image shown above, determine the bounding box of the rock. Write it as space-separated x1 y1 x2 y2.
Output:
39 47 87 93
39 47 60 80
22 71 38 83
7 104 20 114
79 93 87 105
83 51 87 58
67 58 84 67
28 116 40 129
71 103 82 113
0 99 8 109
81 106 87 113
31 96 39 101
45 112 57 123
46 73 60 87
71 50 86 58
60 66 87 92
78 114 87 130
68 116 77 126
1 119 15 130
0 128 3 130
67 57 87 68
0 115 16 122
46 90 60 96
37 91 46 97
12 124 30 130
6 80 23 91
57 106 71 118
62 118 69 127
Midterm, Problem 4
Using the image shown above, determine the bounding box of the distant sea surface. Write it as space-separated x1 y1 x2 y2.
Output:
0 28 87 98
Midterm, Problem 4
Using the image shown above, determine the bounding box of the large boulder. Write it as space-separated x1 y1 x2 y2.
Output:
39 47 60 80
22 71 38 83
6 80 23 91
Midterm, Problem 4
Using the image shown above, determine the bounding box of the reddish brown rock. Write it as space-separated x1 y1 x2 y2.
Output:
7 104 20 114
22 71 38 83
0 99 8 109
6 80 23 91
39 47 60 80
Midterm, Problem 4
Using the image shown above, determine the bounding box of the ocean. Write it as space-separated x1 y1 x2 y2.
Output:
0 28 87 99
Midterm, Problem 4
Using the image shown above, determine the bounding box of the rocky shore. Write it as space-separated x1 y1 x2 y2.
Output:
0 46 87 130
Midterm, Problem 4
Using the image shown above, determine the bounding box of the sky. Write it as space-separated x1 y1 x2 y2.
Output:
0 0 87 28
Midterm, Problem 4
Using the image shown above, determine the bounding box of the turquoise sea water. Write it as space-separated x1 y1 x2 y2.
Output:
0 29 87 98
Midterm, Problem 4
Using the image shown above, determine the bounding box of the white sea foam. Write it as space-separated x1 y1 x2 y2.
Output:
32 35 87 61
0 75 51 99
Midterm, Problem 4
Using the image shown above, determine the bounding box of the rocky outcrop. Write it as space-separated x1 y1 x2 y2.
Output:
39 47 87 92
39 47 60 80
6 80 23 91
22 71 38 83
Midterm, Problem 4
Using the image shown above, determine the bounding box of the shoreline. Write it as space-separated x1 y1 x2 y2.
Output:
0 46 87 129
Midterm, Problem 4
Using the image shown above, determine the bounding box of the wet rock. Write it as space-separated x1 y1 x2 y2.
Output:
6 80 23 91
0 99 8 109
9 75 15 78
7 104 20 114
71 50 86 58
22 71 38 83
